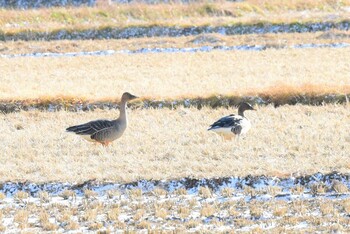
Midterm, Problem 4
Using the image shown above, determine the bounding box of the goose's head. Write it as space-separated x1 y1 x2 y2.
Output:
240 102 255 111
238 102 256 116
121 92 138 102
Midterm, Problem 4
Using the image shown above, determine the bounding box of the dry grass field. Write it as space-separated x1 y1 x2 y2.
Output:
1 0 350 232
1 31 350 55
1 0 350 34
1 104 349 183
1 47 350 101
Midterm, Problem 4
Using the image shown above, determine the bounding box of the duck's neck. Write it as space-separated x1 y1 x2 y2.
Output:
119 100 127 121
238 107 245 117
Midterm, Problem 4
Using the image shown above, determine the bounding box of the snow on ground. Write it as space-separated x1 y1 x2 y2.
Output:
1 43 349 58
1 172 350 232
2 171 350 197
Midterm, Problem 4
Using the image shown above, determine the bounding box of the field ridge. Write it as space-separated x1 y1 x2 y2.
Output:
0 88 349 113
2 20 350 41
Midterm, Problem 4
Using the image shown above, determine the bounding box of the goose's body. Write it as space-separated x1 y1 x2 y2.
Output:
208 114 251 135
208 102 255 140
66 92 138 146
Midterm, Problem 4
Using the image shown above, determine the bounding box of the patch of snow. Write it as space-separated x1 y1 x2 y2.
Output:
290 221 309 229
1 43 350 59
1 172 350 207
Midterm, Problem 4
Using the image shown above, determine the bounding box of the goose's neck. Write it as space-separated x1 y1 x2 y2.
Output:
238 108 245 117
119 100 127 120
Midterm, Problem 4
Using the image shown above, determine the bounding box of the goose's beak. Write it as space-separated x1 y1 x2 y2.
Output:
130 95 139 100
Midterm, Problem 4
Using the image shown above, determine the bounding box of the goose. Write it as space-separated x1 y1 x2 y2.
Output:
208 102 256 140
66 92 138 146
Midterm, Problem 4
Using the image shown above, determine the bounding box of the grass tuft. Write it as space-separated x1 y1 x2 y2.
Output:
14 191 29 201
174 188 187 196
129 189 143 200
107 207 120 221
106 190 120 199
178 206 191 219
249 202 264 218
155 207 168 219
60 189 76 200
84 189 98 199
65 221 80 230
310 183 327 195
198 186 212 199
88 222 104 230
134 209 145 221
153 188 167 198
221 187 234 198
14 210 29 229
38 191 50 203
82 209 98 222
185 219 200 229
340 199 350 213
320 202 335 216
0 192 6 200
332 181 349 193
136 220 150 229
291 185 305 195
200 203 216 217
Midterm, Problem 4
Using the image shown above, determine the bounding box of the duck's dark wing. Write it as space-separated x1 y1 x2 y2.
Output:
66 119 115 136
208 114 243 130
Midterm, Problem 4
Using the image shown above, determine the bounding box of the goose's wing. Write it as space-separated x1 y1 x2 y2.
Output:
208 114 243 130
66 119 115 136
90 123 122 142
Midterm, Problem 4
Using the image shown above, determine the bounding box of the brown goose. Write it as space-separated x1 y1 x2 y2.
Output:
208 102 256 140
66 92 138 146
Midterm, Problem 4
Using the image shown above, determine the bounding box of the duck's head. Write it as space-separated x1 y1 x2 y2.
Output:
121 92 138 102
